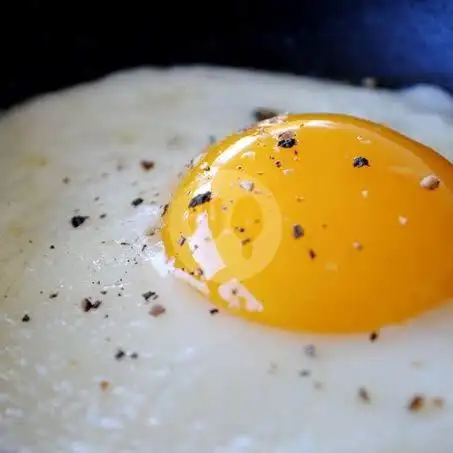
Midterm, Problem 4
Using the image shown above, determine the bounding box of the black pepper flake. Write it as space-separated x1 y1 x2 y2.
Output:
100 290 108 295
304 344 317 357
140 160 155 171
239 180 254 192
149 304 166 317
71 215 89 228
62 177 70 184
21 314 30 323
161 203 169 217
433 397 445 408
188 191 212 209
131 197 144 207
49 245 55 250
293 224 304 239
100 213 107 219
209 308 219 315
130 352 139 359
420 174 440 190
142 291 158 302
145 227 157 237
278 137 297 149
369 331 379 342
208 135 216 144
268 362 278 374
115 349 126 360
408 395 425 412
313 381 323 390
353 241 363 251
49 292 59 299
353 156 370 168
358 387 371 402
275 160 282 168
308 249 316 260
81 298 102 312
253 107 279 122
242 238 252 246
178 235 186 246
299 369 311 377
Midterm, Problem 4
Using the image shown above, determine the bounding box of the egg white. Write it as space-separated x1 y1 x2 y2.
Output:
1 67 453 453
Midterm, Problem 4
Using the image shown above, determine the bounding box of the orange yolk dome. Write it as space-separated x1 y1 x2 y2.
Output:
161 113 453 334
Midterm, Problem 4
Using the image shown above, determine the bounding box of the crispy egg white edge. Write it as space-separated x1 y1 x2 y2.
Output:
0 67 453 453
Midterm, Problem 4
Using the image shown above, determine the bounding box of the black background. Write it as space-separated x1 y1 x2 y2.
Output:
1 0 453 109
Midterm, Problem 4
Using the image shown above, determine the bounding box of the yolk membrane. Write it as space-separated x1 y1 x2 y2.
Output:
161 113 453 334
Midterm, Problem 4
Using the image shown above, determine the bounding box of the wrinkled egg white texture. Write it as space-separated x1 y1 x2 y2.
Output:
1 67 453 453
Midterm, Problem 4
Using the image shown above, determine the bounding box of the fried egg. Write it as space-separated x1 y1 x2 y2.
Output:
162 113 453 334
1 67 453 453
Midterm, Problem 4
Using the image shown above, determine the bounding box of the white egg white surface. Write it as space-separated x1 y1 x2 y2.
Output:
1 67 453 453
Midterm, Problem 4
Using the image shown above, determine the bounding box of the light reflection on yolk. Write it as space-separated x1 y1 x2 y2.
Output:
161 113 453 334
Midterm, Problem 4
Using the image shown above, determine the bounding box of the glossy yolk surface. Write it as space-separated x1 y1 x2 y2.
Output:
161 113 453 334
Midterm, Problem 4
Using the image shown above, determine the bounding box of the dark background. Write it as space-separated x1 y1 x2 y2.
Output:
1 0 453 110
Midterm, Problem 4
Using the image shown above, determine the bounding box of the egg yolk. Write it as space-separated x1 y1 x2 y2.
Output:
161 113 453 334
